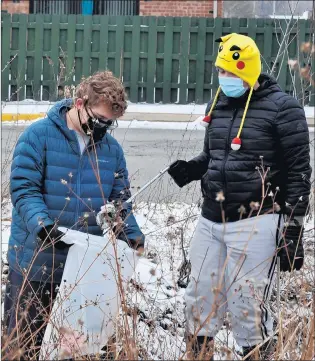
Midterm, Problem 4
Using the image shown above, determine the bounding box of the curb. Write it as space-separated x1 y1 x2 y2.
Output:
1 112 314 126
1 112 202 123
120 113 201 122
2 113 46 121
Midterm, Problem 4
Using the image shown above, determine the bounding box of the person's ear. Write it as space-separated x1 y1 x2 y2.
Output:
75 98 84 110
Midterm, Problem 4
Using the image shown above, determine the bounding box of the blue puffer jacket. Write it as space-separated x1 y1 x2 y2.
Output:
8 99 144 282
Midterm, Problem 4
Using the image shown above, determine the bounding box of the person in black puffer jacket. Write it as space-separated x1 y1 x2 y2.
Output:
168 33 312 360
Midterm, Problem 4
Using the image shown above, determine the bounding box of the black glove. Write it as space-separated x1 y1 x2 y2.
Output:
278 224 304 272
118 202 128 221
38 225 72 250
168 160 192 188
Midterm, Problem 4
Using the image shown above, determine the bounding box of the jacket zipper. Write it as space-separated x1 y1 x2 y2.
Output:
221 108 238 207
75 156 82 230
74 138 82 230
74 139 102 229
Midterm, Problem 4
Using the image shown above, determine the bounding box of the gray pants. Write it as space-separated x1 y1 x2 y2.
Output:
185 214 282 347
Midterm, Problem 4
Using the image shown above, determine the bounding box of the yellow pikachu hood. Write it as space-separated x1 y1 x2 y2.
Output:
201 33 262 151
215 33 261 87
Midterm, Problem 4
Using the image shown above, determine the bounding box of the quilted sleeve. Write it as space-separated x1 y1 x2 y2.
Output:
274 95 312 218
187 101 211 180
10 126 54 237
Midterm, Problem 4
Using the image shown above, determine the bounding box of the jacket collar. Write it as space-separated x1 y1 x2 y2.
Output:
46 99 108 146
215 73 281 108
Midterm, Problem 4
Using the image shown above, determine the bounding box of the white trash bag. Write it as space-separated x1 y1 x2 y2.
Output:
40 228 140 360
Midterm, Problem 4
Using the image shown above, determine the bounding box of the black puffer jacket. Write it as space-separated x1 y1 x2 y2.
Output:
189 73 312 223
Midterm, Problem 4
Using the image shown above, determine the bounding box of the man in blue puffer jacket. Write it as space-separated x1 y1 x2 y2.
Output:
4 71 144 359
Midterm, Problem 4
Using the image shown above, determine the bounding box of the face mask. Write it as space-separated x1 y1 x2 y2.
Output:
219 76 247 98
78 108 117 137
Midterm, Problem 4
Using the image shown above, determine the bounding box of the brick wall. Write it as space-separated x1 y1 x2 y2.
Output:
1 0 30 14
140 0 223 17
1 0 223 17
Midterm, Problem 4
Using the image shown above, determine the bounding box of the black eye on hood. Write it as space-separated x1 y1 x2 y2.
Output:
232 52 240 60
219 45 223 52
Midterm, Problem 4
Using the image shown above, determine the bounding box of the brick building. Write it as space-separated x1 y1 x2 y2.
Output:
140 0 222 17
1 0 223 17
2 0 30 13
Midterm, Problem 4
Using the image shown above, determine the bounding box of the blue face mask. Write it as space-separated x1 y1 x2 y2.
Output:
219 76 247 98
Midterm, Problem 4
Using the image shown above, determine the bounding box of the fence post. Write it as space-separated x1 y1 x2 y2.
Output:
99 16 109 71
295 20 306 106
195 17 206 104
1 13 11 101
34 15 44 100
212 17 223 99
146 16 157 103
162 17 173 103
276 20 289 92
82 15 92 78
114 16 125 79
50 15 61 101
17 14 27 100
130 16 141 102
65 15 76 86
179 17 189 104
263 18 273 73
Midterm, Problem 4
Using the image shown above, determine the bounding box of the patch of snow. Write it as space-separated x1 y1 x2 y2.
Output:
1 101 207 116
1 119 206 131
117 119 205 130
2 100 314 118
1 225 10 262
304 106 314 119
2 101 54 115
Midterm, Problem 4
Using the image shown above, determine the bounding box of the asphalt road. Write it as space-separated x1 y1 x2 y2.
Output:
1 125 314 204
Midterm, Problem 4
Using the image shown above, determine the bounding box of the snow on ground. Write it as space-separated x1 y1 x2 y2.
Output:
1 200 314 360
2 100 207 116
2 118 314 132
2 100 314 132
117 118 206 130
2 99 315 118
1 117 207 131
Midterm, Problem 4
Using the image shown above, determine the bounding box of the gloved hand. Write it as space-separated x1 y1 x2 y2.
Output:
38 225 72 250
97 201 128 231
168 160 193 188
278 224 304 272
112 203 144 253
97 203 117 230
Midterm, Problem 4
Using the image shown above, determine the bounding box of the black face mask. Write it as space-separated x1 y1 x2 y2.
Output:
78 107 117 138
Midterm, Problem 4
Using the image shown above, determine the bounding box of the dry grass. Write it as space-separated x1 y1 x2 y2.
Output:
1 13 314 358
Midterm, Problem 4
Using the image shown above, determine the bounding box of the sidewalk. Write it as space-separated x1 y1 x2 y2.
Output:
2 100 314 126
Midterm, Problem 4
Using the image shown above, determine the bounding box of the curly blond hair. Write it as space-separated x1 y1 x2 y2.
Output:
75 71 127 117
